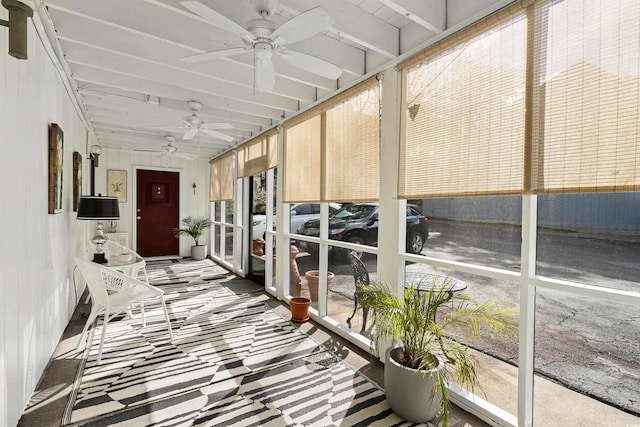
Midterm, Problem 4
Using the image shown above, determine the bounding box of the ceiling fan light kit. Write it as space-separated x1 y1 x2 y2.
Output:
134 135 196 161
180 100 234 142
180 0 343 92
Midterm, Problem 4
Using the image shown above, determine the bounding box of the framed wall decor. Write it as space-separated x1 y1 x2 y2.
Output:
107 169 127 203
72 151 82 211
48 123 64 214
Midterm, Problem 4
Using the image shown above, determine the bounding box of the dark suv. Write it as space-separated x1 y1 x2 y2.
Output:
297 202 429 255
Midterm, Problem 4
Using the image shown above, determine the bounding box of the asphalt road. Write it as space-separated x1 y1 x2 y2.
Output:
420 220 640 416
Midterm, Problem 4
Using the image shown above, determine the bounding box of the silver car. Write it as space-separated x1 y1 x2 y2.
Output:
252 203 341 240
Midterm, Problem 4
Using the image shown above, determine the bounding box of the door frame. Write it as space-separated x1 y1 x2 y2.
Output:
131 165 183 255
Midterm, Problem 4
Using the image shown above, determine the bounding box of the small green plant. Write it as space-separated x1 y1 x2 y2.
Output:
173 216 212 246
359 273 518 426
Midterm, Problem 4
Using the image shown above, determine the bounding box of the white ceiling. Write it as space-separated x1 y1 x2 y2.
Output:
35 0 501 160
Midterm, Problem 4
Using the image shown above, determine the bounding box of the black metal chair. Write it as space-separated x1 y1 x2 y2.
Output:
347 251 370 333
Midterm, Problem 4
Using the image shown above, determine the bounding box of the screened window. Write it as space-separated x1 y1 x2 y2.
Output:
530 0 640 194
399 12 527 199
283 77 380 203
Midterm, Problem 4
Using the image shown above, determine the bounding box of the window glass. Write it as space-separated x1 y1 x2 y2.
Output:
213 225 221 258
415 196 522 268
536 193 640 291
225 200 234 224
291 241 319 303
405 262 520 416
224 226 233 264
534 290 640 424
297 202 378 252
328 248 378 333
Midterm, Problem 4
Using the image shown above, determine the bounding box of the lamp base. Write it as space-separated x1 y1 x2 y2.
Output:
92 252 107 264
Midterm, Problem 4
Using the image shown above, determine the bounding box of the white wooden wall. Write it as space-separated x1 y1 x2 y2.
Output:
97 150 211 256
0 10 89 426
0 11 211 426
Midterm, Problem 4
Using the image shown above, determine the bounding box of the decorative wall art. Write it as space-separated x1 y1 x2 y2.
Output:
73 151 82 211
107 169 127 203
48 123 64 214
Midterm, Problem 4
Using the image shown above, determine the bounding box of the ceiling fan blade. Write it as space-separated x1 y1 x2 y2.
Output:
180 1 255 42
174 153 196 161
201 128 234 142
181 47 246 63
255 56 275 92
278 49 343 79
134 149 162 154
183 128 198 140
272 7 333 46
202 122 233 130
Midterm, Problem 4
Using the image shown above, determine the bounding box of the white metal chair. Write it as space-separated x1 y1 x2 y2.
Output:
75 257 173 364
103 239 149 282
84 239 150 304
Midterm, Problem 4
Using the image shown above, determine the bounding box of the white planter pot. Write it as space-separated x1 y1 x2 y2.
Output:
191 245 207 260
384 346 443 423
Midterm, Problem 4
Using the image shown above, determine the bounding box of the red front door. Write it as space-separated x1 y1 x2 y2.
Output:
136 169 179 256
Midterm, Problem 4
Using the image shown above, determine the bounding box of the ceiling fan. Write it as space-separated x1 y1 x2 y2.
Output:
180 0 343 92
135 136 197 161
178 100 234 141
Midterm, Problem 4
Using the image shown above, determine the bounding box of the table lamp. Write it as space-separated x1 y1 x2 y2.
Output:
77 195 120 263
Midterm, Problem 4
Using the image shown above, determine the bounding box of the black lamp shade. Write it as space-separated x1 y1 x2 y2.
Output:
77 196 120 220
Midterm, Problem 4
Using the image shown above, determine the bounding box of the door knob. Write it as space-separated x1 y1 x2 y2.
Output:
137 216 141 220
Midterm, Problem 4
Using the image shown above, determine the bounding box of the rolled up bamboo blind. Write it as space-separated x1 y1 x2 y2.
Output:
283 77 380 203
209 152 234 201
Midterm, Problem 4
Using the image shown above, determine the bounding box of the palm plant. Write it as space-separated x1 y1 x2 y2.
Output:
359 273 518 426
173 216 212 246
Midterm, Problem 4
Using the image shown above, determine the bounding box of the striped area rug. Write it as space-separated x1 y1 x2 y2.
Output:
64 259 422 426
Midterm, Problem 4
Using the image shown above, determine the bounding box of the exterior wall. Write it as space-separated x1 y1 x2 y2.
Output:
421 193 640 233
97 150 211 257
0 13 211 426
0 13 89 426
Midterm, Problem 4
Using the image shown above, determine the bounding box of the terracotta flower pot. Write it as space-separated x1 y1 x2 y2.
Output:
290 297 311 322
305 270 334 301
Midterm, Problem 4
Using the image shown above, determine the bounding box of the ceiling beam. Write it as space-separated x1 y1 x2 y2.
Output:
69 64 286 122
46 1 349 90
81 93 263 134
61 41 301 112
279 0 399 59
87 109 251 140
80 91 275 130
378 0 446 34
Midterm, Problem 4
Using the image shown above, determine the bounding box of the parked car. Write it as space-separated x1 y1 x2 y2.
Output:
252 202 341 240
297 202 429 256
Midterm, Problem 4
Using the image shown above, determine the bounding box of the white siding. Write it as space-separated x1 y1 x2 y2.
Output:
0 14 211 426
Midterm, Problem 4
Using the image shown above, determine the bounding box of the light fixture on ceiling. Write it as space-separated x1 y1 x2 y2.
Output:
0 0 34 59
146 95 160 105
179 1 342 92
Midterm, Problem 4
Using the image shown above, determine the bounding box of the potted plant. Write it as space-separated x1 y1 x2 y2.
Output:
359 274 518 426
173 216 212 260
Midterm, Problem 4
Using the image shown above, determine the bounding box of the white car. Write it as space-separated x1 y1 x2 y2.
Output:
252 203 341 240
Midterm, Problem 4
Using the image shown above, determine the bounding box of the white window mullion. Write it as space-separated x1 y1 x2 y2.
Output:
518 194 537 427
